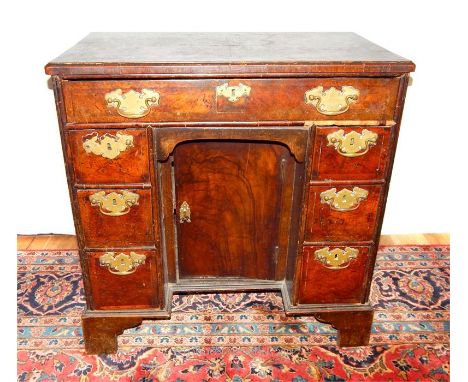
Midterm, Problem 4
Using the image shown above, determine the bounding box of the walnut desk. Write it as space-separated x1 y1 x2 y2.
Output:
45 33 415 354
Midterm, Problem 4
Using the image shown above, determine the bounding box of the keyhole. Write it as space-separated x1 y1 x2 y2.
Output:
112 198 117 205
107 143 112 150
349 137 355 146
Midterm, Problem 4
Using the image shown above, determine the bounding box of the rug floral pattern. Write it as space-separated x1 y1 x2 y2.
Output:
17 246 450 381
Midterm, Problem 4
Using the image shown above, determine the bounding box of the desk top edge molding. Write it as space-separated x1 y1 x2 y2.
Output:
45 32 415 77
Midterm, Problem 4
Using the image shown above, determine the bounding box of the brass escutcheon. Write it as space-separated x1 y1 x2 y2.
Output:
314 247 359 269
99 252 146 275
320 187 368 211
327 129 378 157
105 89 160 118
83 132 134 159
179 201 191 223
89 190 139 216
216 83 251 102
305 86 360 115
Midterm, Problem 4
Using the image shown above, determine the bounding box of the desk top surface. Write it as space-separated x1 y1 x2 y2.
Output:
46 33 415 76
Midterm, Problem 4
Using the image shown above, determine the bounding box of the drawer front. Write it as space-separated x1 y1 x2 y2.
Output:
76 189 155 247
297 245 371 304
311 127 391 181
305 184 383 242
62 78 400 124
87 249 162 310
69 129 150 184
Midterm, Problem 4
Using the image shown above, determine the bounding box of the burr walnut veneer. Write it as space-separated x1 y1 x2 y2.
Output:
45 33 415 354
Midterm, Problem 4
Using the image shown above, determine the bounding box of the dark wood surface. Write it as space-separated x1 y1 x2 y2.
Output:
62 78 400 124
45 33 414 354
45 33 415 77
87 249 162 310
315 310 374 347
48 33 410 64
69 129 150 184
76 188 155 248
174 140 294 280
310 127 391 181
304 184 384 242
82 316 145 354
297 245 371 304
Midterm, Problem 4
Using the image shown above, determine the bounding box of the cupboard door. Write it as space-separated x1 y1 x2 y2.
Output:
173 140 294 280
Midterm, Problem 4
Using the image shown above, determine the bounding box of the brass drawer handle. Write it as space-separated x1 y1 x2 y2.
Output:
105 89 160 118
320 187 368 211
216 83 251 102
314 247 358 269
89 190 139 216
99 252 146 275
327 129 378 157
305 86 359 115
179 201 191 223
83 132 134 159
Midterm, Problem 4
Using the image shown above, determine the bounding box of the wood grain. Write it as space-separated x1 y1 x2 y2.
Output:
68 128 150 185
174 140 295 280
304 184 384 242
310 126 391 181
40 33 418 352
297 245 371 304
76 189 155 248
315 309 374 347
45 33 415 77
87 249 163 310
62 78 400 124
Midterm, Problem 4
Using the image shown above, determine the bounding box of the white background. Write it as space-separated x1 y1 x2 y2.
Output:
3 0 465 379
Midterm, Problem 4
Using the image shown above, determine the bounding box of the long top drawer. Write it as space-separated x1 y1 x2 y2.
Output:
62 78 400 125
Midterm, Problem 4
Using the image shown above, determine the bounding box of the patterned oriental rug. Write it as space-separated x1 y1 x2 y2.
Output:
17 245 450 381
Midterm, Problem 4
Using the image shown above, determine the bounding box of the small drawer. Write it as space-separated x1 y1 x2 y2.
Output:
311 127 391 181
68 129 150 184
297 245 371 304
304 184 383 242
76 189 155 247
62 78 400 124
87 249 162 310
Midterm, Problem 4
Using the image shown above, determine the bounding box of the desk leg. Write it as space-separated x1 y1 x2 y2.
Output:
82 316 143 354
315 309 374 347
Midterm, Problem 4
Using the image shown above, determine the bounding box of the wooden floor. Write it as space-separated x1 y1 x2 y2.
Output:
17 233 450 251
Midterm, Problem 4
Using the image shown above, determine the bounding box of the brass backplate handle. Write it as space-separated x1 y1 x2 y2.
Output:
314 247 359 270
320 187 368 211
327 129 378 157
83 132 134 159
89 190 139 216
105 89 160 118
305 86 360 115
216 83 251 102
179 201 191 223
99 252 146 275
